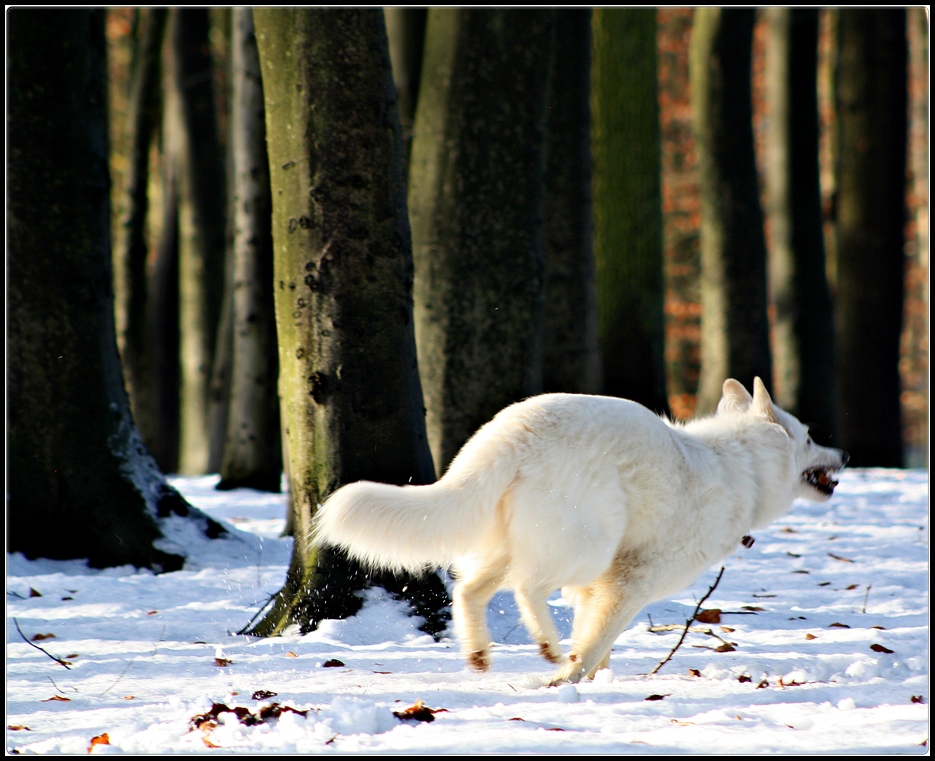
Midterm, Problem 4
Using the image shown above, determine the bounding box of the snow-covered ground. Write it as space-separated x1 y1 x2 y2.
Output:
7 468 928 754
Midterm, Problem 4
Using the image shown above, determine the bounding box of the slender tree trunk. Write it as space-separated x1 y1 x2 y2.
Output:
171 8 227 474
250 8 446 636
217 7 282 492
763 8 837 443
591 9 668 411
384 8 427 175
834 9 907 466
542 9 602 395
113 8 168 451
691 8 773 414
409 9 555 473
8 8 223 570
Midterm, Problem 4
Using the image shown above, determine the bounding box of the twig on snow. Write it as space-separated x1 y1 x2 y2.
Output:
13 618 72 669
644 566 726 676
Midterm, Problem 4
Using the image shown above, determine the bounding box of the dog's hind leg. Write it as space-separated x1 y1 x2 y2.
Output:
453 556 508 672
514 583 565 665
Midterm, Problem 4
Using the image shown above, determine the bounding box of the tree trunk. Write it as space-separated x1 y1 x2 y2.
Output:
763 8 837 444
113 8 168 452
217 7 282 492
542 9 602 395
384 8 427 175
8 8 224 570
834 9 907 466
591 9 668 412
171 8 227 474
691 8 773 414
409 9 555 473
250 8 447 636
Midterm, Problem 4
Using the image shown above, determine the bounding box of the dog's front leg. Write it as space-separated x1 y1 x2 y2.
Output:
548 566 650 685
514 583 565 665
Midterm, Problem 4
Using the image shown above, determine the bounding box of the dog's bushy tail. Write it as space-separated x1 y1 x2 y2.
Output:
313 423 523 574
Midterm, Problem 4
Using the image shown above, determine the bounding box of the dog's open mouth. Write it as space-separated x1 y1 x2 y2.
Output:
803 467 839 496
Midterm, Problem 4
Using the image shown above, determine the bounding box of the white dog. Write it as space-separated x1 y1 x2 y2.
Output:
314 378 848 684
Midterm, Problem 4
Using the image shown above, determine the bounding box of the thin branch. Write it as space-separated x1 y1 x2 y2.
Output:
236 592 278 636
13 618 71 669
644 566 726 676
862 584 871 614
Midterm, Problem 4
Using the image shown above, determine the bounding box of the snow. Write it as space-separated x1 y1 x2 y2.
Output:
7 468 929 754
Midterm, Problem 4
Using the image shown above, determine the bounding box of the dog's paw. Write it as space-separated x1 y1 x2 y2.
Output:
547 655 586 686
538 641 565 665
467 650 490 672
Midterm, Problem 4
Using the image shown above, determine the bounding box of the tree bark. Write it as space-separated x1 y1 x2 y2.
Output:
763 8 837 444
691 8 773 414
542 9 602 395
409 9 555 472
384 8 427 175
834 9 907 466
217 7 282 492
591 8 668 411
170 8 227 474
8 8 223 570
113 8 168 452
250 8 446 636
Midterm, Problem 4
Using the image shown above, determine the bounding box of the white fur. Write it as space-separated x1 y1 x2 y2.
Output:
314 378 847 684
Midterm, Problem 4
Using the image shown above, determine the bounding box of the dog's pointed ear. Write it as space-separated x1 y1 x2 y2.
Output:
717 379 753 415
751 377 778 423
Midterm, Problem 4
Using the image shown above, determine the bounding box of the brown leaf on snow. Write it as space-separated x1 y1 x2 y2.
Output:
88 733 110 752
695 609 721 624
645 694 670 701
720 626 735 633
738 674 752 683
393 699 445 722
871 625 886 630
757 679 769 689
29 588 42 597
123 696 134 700
780 527 797 533
741 605 765 612
42 695 71 702
911 695 924 704
829 622 851 628
202 735 221 749
146 610 159 616
285 651 298 657
321 659 345 668
792 570 810 574
8 725 30 731
214 657 232 667
31 633 55 641
845 584 859 590
870 644 895 654
715 643 736 652
805 633 817 640
688 669 701 677
509 717 526 721
828 553 854 563
252 690 277 700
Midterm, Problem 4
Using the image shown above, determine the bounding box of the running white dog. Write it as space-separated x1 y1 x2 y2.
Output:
314 378 848 684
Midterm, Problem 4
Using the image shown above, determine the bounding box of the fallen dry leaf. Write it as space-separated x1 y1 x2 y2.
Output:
645 694 670 701
741 605 765 612
738 674 752 683
88 733 110 752
29 588 42 597
911 695 924 704
65 653 80 659
123 696 135 700
845 584 859 590
792 570 810 574
719 626 735 633
214 657 233 667
871 625 886 630
829 622 851 628
715 643 736 652
252 690 277 701
146 610 159 616
780 527 797 533
870 644 895 654
31 633 55 641
393 699 444 722
688 669 701 677
202 735 221 749
42 695 71 702
817 582 831 586
828 553 854 563
8 725 30 731
286 651 298 657
757 679 769 689
321 659 345 668
805 633 817 640
696 609 721 624
786 552 801 558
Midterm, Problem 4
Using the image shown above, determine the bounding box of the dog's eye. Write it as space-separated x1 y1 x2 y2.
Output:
806 437 813 446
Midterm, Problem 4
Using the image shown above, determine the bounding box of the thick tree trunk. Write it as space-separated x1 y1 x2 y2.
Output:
691 8 773 414
834 9 907 466
542 9 602 395
763 8 837 444
409 9 555 472
591 8 668 411
8 8 223 570
113 8 168 451
217 7 282 492
170 8 227 475
250 8 446 636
